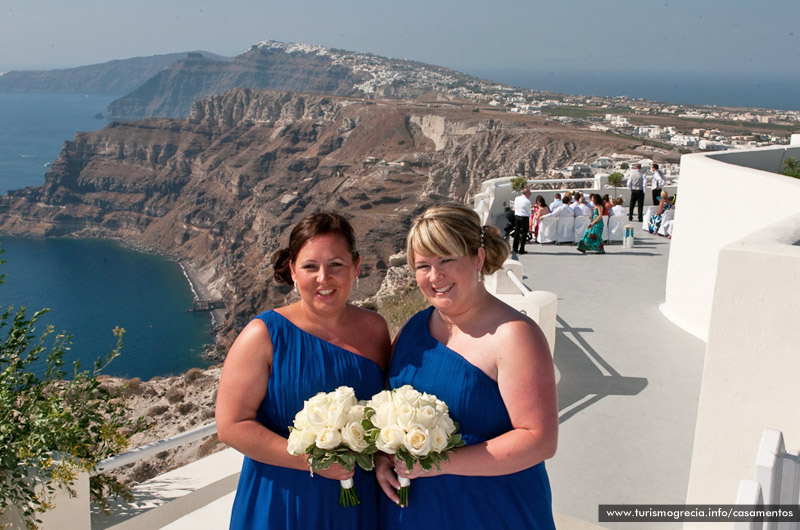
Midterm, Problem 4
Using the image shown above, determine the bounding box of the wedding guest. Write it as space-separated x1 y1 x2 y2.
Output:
532 195 550 240
216 212 391 530
577 193 606 254
610 197 626 216
376 203 557 530
512 188 532 255
651 163 666 205
570 195 584 216
575 195 593 217
648 190 673 234
626 163 646 222
602 194 613 217
551 194 574 217
549 193 563 212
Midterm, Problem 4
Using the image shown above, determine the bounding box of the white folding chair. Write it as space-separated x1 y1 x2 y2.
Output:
642 205 658 230
573 216 590 243
607 215 627 243
556 216 574 244
536 216 558 244
657 209 675 236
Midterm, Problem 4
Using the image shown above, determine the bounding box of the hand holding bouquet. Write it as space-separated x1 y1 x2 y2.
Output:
364 385 465 506
287 386 375 507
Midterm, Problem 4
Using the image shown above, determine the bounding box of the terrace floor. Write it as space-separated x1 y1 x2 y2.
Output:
525 225 706 529
162 223 706 530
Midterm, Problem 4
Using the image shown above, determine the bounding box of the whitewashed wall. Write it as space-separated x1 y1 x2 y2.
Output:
684 213 800 524
662 146 800 341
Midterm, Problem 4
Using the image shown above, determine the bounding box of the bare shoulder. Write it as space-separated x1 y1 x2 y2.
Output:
346 304 390 337
345 304 392 367
225 317 273 365
489 301 550 360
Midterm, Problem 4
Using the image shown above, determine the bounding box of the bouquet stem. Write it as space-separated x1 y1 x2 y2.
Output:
397 475 411 507
339 478 360 507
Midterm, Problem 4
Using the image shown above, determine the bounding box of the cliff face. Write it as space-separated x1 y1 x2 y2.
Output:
0 88 638 345
107 47 367 119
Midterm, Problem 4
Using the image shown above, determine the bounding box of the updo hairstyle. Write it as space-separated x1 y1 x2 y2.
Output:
406 203 510 275
272 212 359 285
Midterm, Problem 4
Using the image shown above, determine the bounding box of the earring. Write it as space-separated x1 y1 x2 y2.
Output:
293 281 298 293
355 276 360 288
477 269 483 283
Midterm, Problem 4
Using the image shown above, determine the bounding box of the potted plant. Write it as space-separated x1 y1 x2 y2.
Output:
607 172 625 198
0 254 147 529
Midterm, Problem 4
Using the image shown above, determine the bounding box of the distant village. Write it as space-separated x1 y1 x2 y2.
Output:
264 40 798 156
497 93 798 152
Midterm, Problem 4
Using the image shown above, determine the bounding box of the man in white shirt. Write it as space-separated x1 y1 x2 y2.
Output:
626 163 646 222
575 195 593 217
551 194 574 217
570 194 584 216
651 163 666 205
512 188 532 254
610 197 626 216
549 193 563 212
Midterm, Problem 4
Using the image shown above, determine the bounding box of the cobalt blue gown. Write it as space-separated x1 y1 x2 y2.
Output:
380 307 556 530
229 310 384 530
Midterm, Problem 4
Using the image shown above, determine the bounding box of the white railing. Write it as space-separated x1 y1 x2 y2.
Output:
95 421 218 474
734 429 799 530
505 268 530 294
483 260 557 357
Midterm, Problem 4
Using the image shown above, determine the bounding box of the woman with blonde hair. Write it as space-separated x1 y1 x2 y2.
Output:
216 212 391 529
376 203 558 529
648 190 673 234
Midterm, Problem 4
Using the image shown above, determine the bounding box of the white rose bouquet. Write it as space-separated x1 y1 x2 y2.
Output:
287 386 376 507
364 384 465 506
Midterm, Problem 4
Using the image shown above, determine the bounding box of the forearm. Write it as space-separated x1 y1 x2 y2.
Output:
435 428 557 477
218 419 308 471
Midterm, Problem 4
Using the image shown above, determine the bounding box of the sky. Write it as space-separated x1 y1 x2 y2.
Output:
2 0 797 74
2 0 799 110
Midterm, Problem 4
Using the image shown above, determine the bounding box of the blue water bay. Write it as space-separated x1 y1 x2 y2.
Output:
0 93 213 379
0 236 213 380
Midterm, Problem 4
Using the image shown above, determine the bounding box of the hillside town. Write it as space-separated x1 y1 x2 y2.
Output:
263 38 799 153
487 92 798 151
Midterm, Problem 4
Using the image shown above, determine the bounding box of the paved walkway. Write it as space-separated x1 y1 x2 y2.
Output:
515 224 706 529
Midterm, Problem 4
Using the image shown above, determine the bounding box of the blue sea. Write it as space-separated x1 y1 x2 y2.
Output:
472 69 800 112
0 93 213 380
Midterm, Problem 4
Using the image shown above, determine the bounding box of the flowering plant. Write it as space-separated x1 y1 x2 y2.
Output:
287 386 375 507
364 384 464 506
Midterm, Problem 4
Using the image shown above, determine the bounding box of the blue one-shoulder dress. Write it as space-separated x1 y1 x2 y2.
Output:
229 310 384 530
380 307 555 530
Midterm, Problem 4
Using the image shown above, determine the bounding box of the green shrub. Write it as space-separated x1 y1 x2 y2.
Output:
607 172 625 197
0 253 147 528
781 157 800 179
510 175 528 193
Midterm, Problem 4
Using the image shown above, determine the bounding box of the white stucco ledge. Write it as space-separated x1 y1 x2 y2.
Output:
726 211 800 254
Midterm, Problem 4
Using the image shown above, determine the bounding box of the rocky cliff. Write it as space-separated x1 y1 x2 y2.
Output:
0 88 640 346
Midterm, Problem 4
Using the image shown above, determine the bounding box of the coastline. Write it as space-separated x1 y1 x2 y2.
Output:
0 231 228 367
177 258 226 332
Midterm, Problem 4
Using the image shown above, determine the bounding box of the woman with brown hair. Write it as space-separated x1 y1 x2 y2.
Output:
216 212 391 529
577 193 606 254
